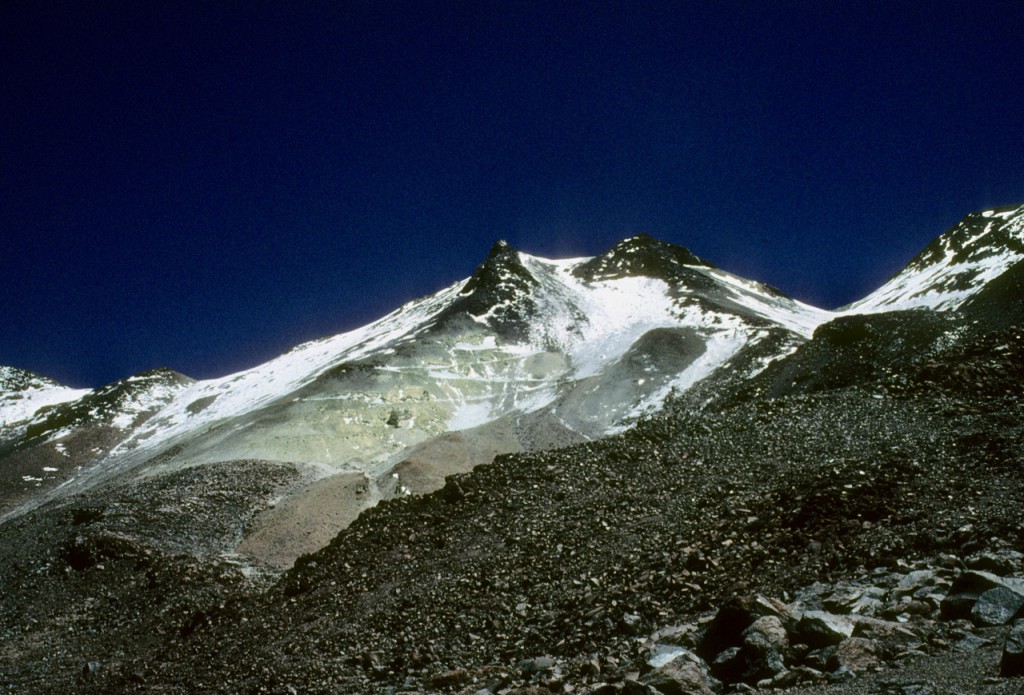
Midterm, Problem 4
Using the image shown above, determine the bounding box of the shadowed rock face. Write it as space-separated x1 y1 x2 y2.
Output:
961 258 1024 328
727 310 958 402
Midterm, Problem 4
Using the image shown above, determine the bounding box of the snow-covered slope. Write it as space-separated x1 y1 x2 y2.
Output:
10 205 1023 464
845 203 1024 314
109 280 472 461
1 235 833 532
95 236 828 476
0 367 90 436
4 368 192 443
20 201 1024 487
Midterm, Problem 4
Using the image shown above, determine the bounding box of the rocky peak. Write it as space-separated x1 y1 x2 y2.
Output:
906 203 1024 274
0 367 89 432
486 238 513 256
114 366 192 388
431 239 539 337
20 367 192 444
845 202 1024 313
0 366 64 394
572 233 712 284
461 240 532 293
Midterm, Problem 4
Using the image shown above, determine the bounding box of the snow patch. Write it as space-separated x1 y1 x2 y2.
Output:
0 371 91 427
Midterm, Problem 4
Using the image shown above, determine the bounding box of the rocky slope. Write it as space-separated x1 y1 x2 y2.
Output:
1 202 1023 693
1 313 1022 694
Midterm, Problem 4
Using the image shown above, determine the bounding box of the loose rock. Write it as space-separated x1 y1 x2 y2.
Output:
796 611 855 648
971 585 1024 626
1000 618 1024 677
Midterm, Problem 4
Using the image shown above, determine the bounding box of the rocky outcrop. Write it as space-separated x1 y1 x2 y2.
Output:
622 552 1024 692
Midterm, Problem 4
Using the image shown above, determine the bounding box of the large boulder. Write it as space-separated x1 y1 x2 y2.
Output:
941 570 1024 620
795 611 854 648
698 595 789 659
828 637 880 673
971 586 1024 626
744 615 789 654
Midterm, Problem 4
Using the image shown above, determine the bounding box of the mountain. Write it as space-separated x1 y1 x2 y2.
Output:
0 368 191 514
845 202 1024 313
2 201 1024 693
0 366 90 435
0 233 831 563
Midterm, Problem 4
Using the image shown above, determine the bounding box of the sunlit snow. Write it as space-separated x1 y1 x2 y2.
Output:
13 206 1024 514
847 203 1024 314
0 367 91 428
93 247 839 466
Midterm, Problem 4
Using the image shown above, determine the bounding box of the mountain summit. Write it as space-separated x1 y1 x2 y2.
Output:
573 233 711 283
0 231 827 551
435 238 540 336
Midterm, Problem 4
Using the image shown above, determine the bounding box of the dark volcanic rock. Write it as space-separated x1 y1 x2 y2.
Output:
571 234 711 284
796 611 855 648
942 570 1024 620
972 586 1024 627
699 595 787 659
433 239 540 337
1000 619 1024 677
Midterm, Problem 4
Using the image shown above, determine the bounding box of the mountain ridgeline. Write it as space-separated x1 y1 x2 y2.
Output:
1 202 1024 693
0 228 830 537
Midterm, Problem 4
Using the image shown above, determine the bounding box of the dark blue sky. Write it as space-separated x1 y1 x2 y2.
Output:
3 2 1022 387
